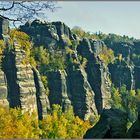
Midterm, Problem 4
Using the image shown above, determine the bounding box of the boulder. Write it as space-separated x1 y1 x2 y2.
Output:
84 109 127 138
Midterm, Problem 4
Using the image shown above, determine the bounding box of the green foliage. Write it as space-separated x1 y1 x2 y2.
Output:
111 85 139 129
10 29 31 52
61 34 72 46
47 52 66 71
88 115 100 126
41 75 49 95
103 33 135 43
31 46 66 72
72 26 99 40
72 26 137 43
10 29 32 65
98 46 115 65
131 53 140 65
72 26 86 38
71 40 79 50
31 46 49 67
110 86 123 110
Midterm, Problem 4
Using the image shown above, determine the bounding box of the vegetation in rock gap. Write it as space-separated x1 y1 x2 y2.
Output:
0 40 5 65
111 85 140 129
0 105 91 139
10 29 31 65
98 46 115 65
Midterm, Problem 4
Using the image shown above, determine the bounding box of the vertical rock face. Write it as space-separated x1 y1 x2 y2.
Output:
66 63 97 120
3 43 37 113
84 109 127 138
2 43 50 119
105 41 137 91
109 61 133 90
33 68 50 120
20 20 111 118
0 17 9 39
47 70 71 112
0 18 50 119
77 38 111 114
0 69 9 108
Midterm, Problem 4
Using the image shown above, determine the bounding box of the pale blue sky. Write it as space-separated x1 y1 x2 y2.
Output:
46 1 140 39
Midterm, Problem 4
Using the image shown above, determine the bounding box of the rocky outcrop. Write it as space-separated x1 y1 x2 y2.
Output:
3 43 37 114
47 66 97 120
33 68 50 120
77 38 111 114
47 70 71 112
0 17 51 119
83 109 127 138
2 42 50 119
126 113 140 138
20 20 77 48
19 20 140 121
0 69 9 108
109 60 135 90
66 62 97 120
0 17 9 39
20 20 112 117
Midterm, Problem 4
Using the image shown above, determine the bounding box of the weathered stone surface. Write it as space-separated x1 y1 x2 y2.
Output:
0 69 9 108
33 68 50 120
20 20 59 47
3 42 37 114
66 53 97 120
84 109 127 138
77 38 111 114
20 20 76 49
47 70 71 112
109 61 135 90
0 17 9 39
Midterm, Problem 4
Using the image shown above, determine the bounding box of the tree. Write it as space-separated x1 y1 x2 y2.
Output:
0 1 56 25
40 104 91 139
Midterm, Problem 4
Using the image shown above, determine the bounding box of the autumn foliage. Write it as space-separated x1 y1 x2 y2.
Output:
0 105 91 139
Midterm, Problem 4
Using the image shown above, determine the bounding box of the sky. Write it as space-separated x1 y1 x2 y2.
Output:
46 1 140 39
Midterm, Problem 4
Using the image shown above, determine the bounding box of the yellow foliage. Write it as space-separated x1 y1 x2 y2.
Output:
10 29 31 50
41 104 91 139
73 59 79 64
0 105 91 139
10 29 32 65
0 107 40 138
66 47 73 54
41 75 49 95
29 56 37 68
118 54 122 62
99 46 114 65
0 40 5 65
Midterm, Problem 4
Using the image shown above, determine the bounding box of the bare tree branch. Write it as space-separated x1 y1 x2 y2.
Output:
0 2 15 11
0 1 57 25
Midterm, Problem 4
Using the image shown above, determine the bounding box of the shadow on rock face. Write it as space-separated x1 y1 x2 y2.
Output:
83 108 127 138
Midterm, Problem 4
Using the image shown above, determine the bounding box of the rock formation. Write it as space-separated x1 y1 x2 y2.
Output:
83 109 128 138
0 69 9 108
0 17 50 119
0 18 140 126
20 20 113 118
77 38 111 114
